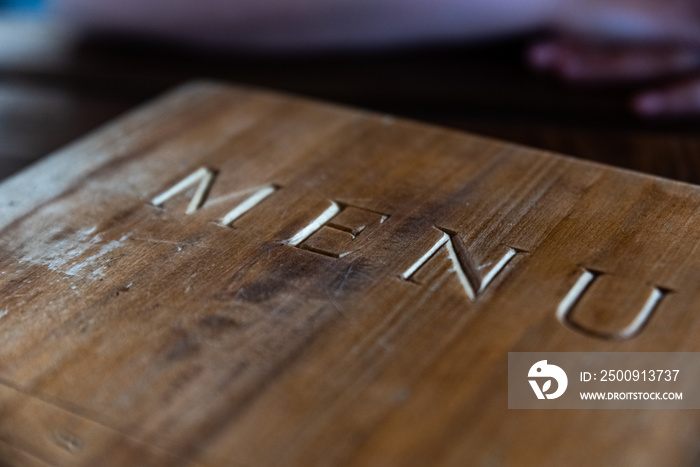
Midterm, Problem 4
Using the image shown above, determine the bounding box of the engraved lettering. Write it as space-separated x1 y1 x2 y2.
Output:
219 184 278 226
402 228 520 301
557 268 671 340
152 167 278 225
151 167 217 214
285 202 341 246
284 203 389 258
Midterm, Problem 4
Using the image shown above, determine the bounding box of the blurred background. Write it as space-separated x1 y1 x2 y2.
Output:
2 1 700 184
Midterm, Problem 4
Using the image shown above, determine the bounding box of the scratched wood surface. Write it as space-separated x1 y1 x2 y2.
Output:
1 82 699 467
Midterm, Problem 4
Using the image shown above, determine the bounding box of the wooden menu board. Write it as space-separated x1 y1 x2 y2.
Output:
0 82 698 466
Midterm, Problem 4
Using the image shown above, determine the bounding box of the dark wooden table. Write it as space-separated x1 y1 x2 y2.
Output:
4 80 700 467
2 17 700 184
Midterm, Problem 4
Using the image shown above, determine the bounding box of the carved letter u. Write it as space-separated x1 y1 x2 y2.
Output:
557 268 670 340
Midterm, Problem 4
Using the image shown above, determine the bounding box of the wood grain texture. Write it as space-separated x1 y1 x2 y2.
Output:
1 82 700 467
